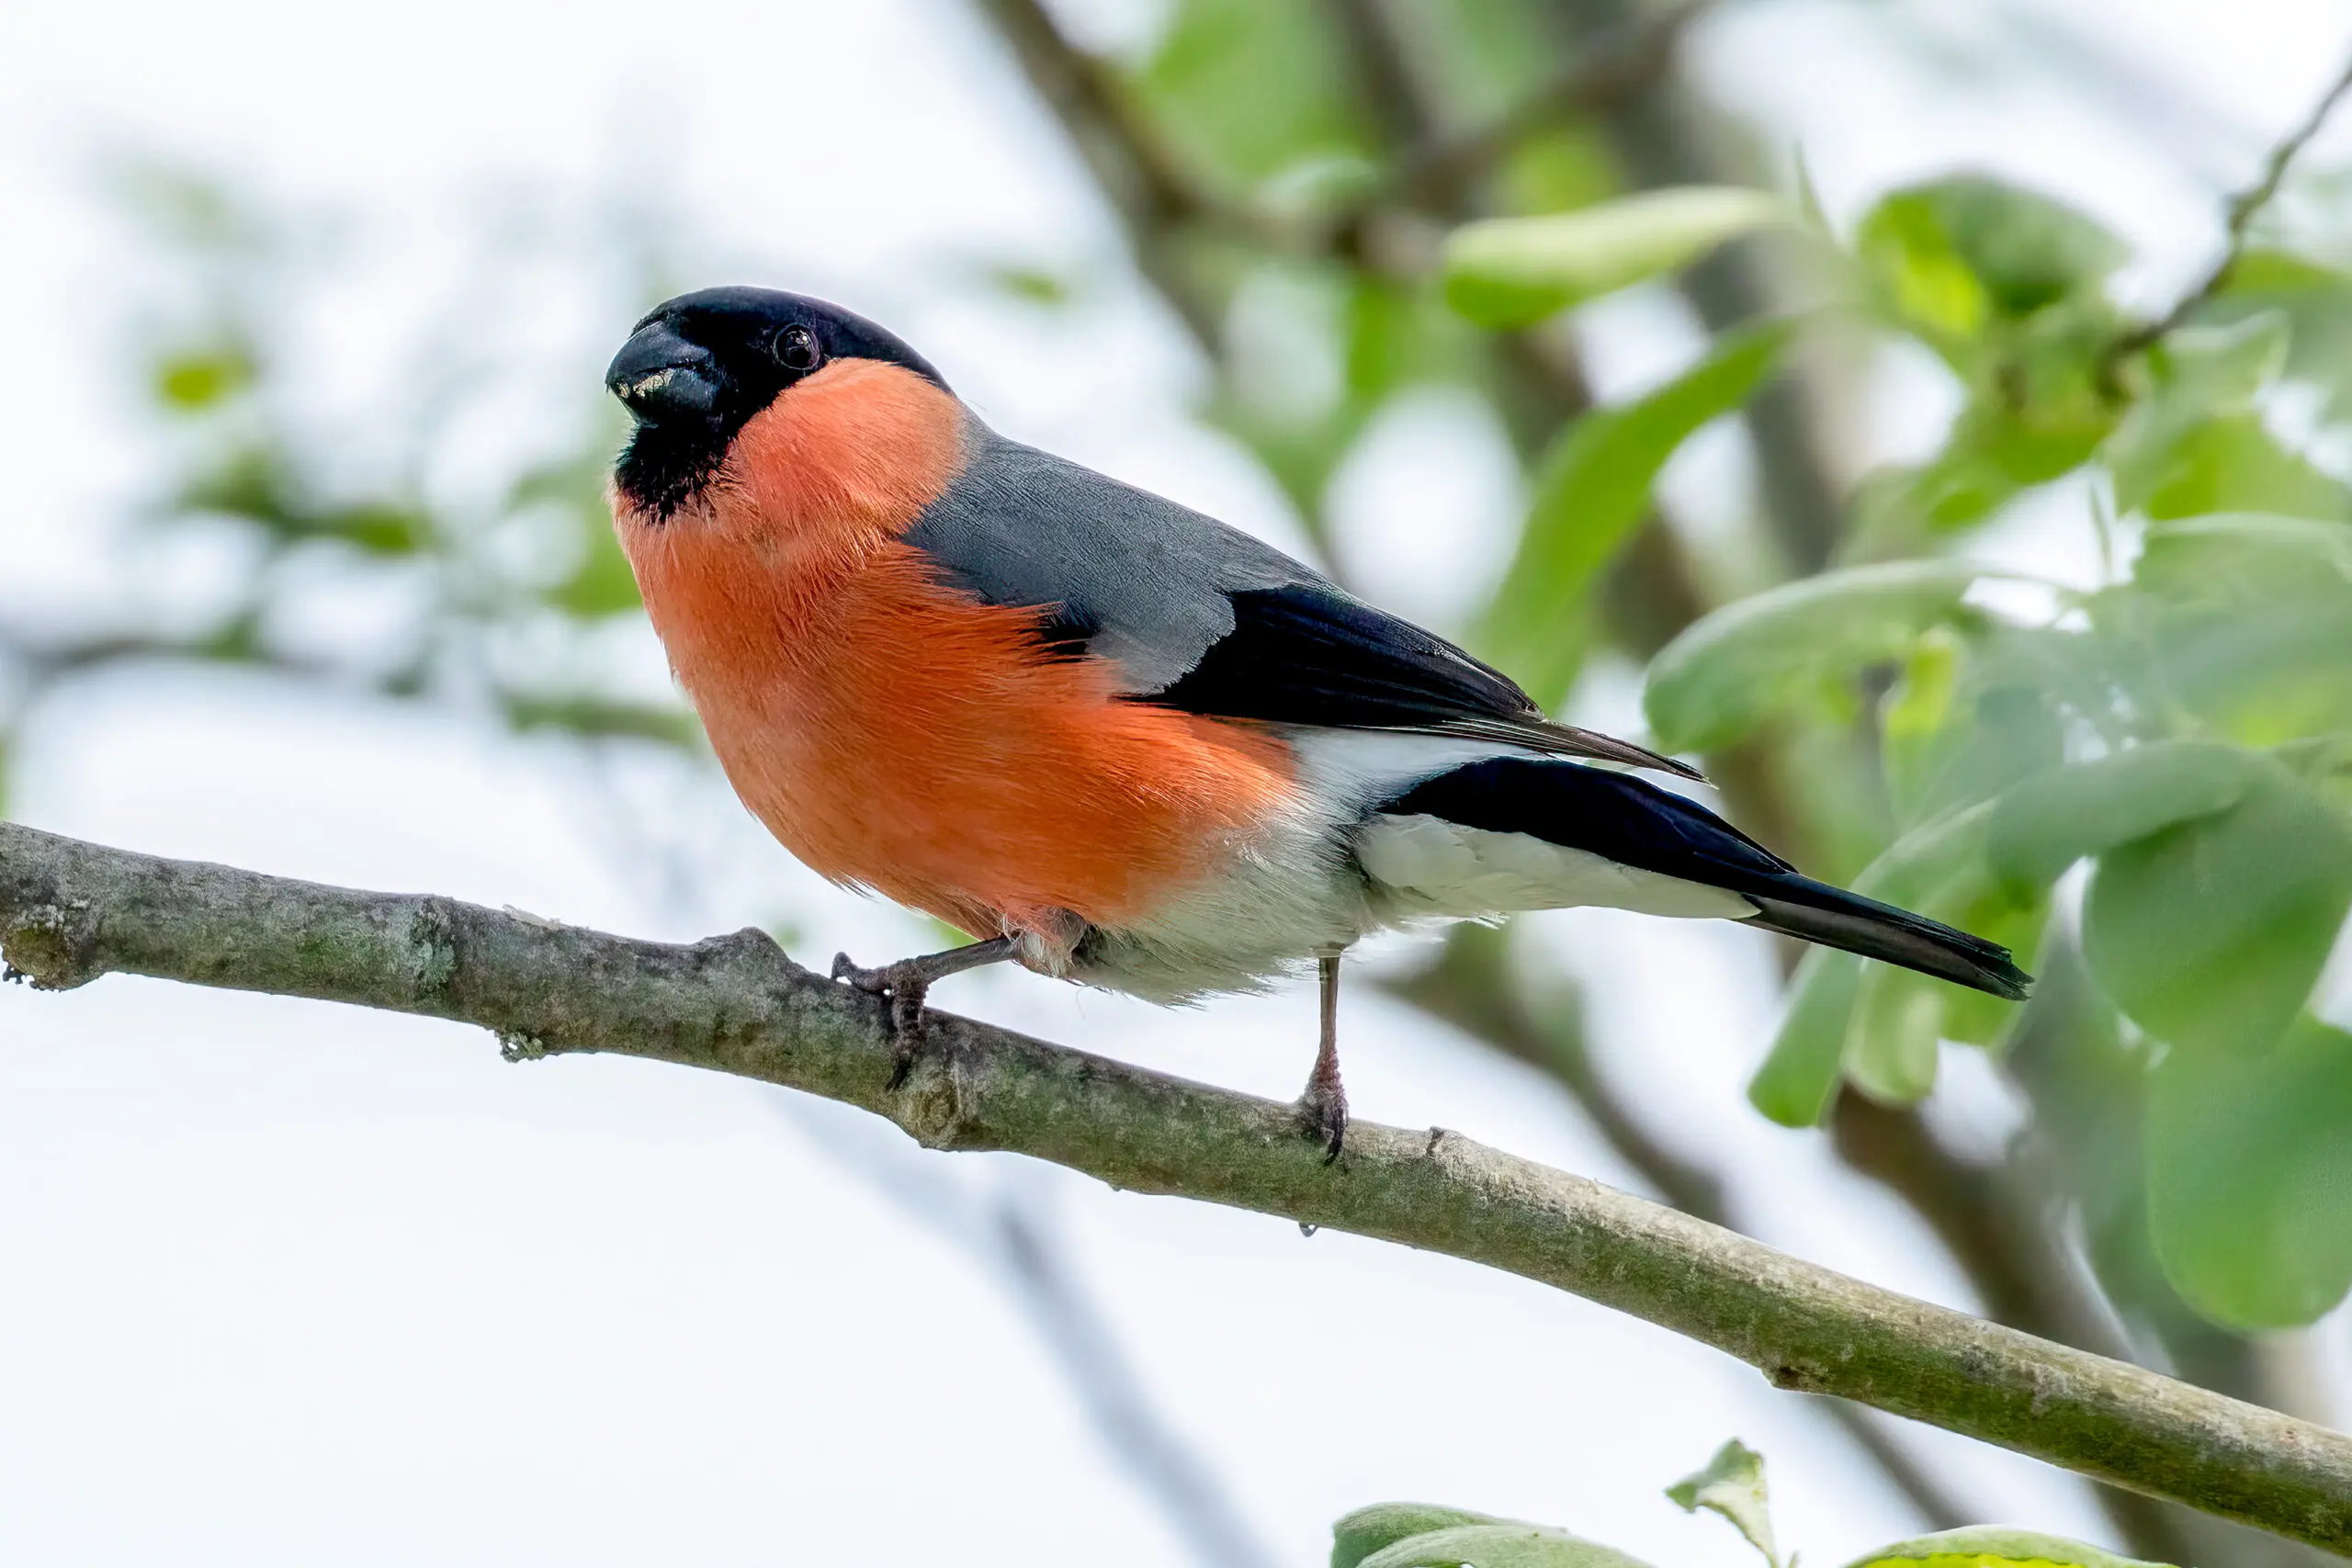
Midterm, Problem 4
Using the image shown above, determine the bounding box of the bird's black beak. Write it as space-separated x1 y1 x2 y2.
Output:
606 320 721 424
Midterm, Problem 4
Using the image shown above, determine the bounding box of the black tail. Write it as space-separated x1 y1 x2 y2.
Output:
1742 885 2030 998
1379 758 2032 1001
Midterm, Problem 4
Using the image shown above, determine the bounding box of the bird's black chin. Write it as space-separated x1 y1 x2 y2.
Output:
615 417 729 523
607 321 742 519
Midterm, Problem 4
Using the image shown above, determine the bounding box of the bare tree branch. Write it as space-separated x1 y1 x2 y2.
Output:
2115 42 2352 360
6 821 2352 1551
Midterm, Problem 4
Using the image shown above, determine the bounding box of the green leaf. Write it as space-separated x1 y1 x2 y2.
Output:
1882 631 2065 826
1846 957 1947 1104
1665 1439 1779 1568
1751 944 1864 1127
2135 413 2351 523
153 346 255 412
1858 175 2127 357
2136 510 2352 590
2213 246 2352 421
980 263 1078 307
501 694 701 750
1482 320 1792 707
2105 312 2349 521
1139 0 1369 186
1335 1505 1511 1568
316 502 431 556
2127 513 2352 740
1358 1524 1655 1568
1842 842 2041 1102
1644 560 1981 755
1750 806 2024 1118
2083 765 2352 1056
1843 1525 2176 1567
1442 187 1784 328
1849 870 2044 1089
551 525 645 617
1984 741 2267 892
2146 1017 2352 1328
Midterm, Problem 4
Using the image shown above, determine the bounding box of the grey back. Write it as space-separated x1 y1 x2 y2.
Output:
902 419 1321 694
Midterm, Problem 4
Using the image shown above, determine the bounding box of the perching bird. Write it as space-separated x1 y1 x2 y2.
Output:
605 287 2030 1156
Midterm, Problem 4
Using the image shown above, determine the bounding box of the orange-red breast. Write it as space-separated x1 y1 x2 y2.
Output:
605 288 2029 1155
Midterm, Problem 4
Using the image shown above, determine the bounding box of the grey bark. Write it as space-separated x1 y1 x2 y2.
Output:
6 819 2352 1554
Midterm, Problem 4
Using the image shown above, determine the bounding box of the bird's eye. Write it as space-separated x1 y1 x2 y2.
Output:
775 325 822 372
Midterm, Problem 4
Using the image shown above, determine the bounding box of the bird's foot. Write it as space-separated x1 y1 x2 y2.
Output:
831 935 1023 1090
831 952 937 1089
1297 1071 1348 1165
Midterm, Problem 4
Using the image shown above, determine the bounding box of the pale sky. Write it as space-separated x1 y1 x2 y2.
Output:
2 2 2350 1564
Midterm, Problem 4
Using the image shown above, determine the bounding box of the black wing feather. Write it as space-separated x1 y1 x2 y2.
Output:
1142 585 1702 779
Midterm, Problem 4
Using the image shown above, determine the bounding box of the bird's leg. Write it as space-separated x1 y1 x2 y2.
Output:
831 935 1022 1089
1297 949 1349 1162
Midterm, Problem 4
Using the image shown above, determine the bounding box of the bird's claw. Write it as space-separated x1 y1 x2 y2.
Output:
830 952 932 1089
1298 1078 1348 1165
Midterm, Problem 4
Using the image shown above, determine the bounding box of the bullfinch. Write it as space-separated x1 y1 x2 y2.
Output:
605 287 2030 1156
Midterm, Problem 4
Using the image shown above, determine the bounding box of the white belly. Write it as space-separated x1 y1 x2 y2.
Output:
1068 729 1753 1002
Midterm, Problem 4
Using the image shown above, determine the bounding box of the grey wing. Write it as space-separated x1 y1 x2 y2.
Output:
904 422 1701 780
902 423 1313 691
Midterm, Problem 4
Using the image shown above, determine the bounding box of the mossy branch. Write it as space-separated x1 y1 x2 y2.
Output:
6 818 2352 1554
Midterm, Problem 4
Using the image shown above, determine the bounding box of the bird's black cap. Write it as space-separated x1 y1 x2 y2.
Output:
608 288 946 520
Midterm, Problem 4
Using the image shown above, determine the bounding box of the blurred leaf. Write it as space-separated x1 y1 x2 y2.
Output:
1483 320 1791 707
2211 246 2352 421
2140 412 2350 522
2135 511 2352 592
2105 313 2349 521
1883 630 2064 826
1343 277 1469 403
1495 126 1620 221
1645 560 1981 755
503 694 700 750
1932 885 2048 1048
551 526 645 617
2129 513 2352 742
1665 1438 1779 1568
1849 870 2045 1093
1752 944 1864 1127
1984 740 2267 892
1881 628 1962 807
981 263 1078 307
1442 187 1785 328
2146 1017 2352 1329
315 502 430 555
2146 311 2289 417
2083 764 2352 1056
1753 805 2022 1116
1843 1526 2175 1567
1335 1505 1512 1568
1857 175 2127 361
1844 842 2042 1100
1358 1524 1654 1568
153 347 255 412
1140 0 1367 186
1846 957 1946 1104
